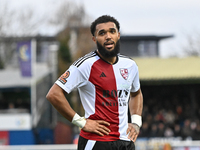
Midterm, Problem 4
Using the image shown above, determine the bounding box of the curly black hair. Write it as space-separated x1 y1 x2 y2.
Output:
90 15 120 36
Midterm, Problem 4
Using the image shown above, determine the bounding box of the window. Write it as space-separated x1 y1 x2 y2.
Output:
138 41 157 57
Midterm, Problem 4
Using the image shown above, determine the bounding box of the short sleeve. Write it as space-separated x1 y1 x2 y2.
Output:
130 67 140 92
55 65 85 93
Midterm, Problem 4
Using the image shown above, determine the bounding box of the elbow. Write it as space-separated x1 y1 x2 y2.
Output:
46 92 50 101
46 88 60 104
46 84 66 105
46 90 54 102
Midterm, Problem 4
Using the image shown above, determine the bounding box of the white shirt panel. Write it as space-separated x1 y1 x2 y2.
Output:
113 56 140 141
78 81 96 118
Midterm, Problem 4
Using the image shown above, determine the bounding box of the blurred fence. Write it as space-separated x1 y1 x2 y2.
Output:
135 139 200 150
0 144 77 150
0 140 200 150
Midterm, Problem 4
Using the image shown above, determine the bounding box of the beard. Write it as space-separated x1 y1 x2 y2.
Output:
97 40 120 58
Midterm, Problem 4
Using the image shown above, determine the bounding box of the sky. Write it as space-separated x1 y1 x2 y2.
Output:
2 0 200 57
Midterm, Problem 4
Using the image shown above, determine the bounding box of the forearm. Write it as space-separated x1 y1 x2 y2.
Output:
129 88 143 116
46 84 76 122
127 89 143 141
46 84 111 134
129 89 143 127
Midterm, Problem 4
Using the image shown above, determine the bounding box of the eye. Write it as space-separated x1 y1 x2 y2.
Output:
98 31 105 36
99 32 105 35
110 29 116 34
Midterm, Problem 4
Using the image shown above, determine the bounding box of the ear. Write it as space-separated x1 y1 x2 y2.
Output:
118 32 120 40
92 36 96 43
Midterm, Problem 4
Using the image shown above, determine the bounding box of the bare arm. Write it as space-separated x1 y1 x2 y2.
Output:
129 88 143 116
127 88 143 142
46 83 76 122
46 84 110 136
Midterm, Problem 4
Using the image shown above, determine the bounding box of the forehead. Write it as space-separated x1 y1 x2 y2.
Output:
95 22 117 32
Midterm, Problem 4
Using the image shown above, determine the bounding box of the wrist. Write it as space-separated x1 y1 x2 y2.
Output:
131 114 142 128
72 113 86 128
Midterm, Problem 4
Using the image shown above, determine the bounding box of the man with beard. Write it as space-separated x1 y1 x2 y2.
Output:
46 15 143 150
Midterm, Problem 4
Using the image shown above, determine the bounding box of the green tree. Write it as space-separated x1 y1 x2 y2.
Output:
57 37 72 76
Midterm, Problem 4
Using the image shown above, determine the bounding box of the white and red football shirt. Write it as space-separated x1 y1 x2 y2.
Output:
55 51 140 141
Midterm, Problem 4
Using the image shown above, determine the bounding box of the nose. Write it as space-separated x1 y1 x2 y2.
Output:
105 32 111 39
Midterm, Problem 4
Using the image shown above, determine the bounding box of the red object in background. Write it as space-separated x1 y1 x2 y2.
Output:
0 131 9 145
54 122 73 144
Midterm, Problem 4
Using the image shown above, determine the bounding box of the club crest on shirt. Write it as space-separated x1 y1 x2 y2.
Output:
120 68 128 80
59 71 70 84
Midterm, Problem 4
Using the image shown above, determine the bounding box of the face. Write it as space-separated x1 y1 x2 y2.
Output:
92 22 120 58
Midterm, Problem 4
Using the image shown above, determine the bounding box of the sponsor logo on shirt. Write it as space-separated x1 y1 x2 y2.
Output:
102 89 129 107
58 71 70 84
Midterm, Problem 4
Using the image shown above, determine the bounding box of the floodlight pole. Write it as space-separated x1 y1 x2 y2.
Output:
31 38 37 128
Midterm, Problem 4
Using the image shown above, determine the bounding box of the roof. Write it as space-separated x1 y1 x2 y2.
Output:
0 36 57 42
121 35 173 41
0 63 50 88
133 57 200 82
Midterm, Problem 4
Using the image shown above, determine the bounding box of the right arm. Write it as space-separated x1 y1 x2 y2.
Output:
46 83 76 122
46 84 110 136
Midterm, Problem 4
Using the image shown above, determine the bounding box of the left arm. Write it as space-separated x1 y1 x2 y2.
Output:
127 88 143 142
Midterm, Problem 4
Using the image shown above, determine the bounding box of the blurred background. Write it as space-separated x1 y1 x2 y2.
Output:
0 0 200 149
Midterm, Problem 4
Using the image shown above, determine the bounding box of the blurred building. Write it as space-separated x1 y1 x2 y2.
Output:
0 36 58 145
120 35 173 57
135 57 200 141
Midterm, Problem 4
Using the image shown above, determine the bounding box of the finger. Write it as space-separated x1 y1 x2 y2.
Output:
95 125 110 136
129 131 138 142
127 126 133 136
127 127 136 140
99 124 111 133
129 133 135 141
128 130 134 139
132 134 138 142
97 120 110 126
94 130 104 136
97 127 110 135
126 127 131 134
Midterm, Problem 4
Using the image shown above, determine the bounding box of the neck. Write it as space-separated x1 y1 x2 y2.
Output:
97 50 117 64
